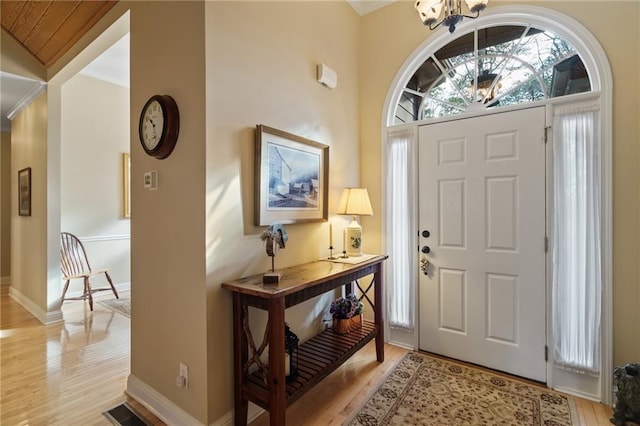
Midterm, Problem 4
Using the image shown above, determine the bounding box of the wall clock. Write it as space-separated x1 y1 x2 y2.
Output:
138 94 180 159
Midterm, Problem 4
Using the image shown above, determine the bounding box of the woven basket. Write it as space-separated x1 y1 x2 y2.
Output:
332 314 362 335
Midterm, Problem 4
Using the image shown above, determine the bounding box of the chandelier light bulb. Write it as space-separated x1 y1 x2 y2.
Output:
465 0 488 13
415 0 444 26
416 0 489 33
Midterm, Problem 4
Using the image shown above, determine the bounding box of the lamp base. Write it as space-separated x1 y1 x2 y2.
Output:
345 218 363 257
263 272 281 284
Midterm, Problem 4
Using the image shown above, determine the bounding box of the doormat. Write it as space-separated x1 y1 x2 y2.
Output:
346 352 577 425
103 402 151 426
97 297 131 318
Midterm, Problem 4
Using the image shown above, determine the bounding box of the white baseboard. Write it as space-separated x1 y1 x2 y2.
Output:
126 374 204 426
210 410 233 426
1 276 10 285
126 374 264 426
552 385 601 402
387 339 415 351
247 403 265 425
8 286 63 324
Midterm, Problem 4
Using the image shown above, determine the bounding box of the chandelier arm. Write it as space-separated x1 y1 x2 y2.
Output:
461 11 481 20
428 20 444 31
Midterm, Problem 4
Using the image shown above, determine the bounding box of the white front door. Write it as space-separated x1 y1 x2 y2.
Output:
418 107 547 382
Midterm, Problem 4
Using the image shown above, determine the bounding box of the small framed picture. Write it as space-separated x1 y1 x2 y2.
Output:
255 125 329 226
18 167 31 216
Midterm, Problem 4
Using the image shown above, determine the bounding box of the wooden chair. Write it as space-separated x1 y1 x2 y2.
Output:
60 232 119 311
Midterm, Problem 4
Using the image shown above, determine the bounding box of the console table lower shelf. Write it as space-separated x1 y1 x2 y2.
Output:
245 320 377 409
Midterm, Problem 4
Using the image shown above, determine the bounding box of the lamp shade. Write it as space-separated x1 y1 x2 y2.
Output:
337 188 373 217
337 188 373 257
465 0 488 13
415 0 444 26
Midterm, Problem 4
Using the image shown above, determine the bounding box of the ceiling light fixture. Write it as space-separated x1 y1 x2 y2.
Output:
415 0 489 34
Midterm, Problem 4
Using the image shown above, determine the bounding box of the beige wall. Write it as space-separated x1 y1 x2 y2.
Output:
205 1 360 421
10 93 49 312
1 26 46 293
129 1 361 422
61 74 131 293
129 1 208 422
360 1 640 366
1 132 11 282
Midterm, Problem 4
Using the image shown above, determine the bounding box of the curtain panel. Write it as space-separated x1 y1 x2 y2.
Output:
385 128 417 330
551 104 602 375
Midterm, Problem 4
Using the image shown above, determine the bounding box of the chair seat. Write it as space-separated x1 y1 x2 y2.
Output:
62 268 110 281
60 232 119 311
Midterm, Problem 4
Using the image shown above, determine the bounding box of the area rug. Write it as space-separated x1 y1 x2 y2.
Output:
97 298 130 318
347 352 577 426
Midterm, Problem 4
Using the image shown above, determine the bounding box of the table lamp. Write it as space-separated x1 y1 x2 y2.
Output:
337 188 373 257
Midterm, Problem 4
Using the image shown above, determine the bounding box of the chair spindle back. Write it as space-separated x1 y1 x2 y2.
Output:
60 232 92 278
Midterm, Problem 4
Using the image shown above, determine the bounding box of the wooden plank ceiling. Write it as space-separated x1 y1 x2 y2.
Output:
1 1 118 68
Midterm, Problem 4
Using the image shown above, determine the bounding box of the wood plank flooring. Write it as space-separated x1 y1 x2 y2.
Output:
0 285 156 425
0 284 614 425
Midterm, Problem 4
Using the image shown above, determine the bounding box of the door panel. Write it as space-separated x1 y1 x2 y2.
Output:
419 107 546 382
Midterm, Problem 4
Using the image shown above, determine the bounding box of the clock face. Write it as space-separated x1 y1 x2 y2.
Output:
138 95 179 159
140 100 165 151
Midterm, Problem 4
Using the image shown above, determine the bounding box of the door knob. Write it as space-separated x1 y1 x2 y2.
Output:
421 246 430 254
422 230 430 238
420 256 430 275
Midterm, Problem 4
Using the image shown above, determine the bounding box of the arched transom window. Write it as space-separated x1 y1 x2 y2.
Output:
395 25 591 124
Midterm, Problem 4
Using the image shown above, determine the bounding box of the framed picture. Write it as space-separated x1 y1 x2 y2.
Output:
122 153 131 218
255 125 329 226
18 167 31 216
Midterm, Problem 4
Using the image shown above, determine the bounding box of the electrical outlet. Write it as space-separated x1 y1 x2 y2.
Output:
179 363 188 389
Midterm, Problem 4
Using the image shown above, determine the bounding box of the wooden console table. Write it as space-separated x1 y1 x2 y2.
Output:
222 255 387 425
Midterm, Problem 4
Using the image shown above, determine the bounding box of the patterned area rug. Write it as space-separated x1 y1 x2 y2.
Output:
347 352 577 426
97 298 130 318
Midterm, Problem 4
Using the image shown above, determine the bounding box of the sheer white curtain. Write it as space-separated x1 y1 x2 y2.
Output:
552 104 601 375
385 128 417 329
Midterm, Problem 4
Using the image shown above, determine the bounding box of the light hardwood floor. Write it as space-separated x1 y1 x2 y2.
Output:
0 285 159 425
1 285 613 425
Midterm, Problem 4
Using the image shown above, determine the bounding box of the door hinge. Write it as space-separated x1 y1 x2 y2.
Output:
544 126 551 144
544 236 549 253
545 345 549 362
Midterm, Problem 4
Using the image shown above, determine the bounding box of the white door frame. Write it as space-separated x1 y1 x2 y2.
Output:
381 6 613 404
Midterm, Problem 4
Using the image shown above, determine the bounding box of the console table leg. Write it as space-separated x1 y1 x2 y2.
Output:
374 264 385 362
268 296 287 425
233 294 249 425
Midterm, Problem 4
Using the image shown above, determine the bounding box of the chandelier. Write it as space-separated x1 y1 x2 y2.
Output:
415 0 489 33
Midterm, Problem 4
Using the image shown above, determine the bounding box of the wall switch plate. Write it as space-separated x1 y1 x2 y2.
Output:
175 375 186 388
143 171 158 190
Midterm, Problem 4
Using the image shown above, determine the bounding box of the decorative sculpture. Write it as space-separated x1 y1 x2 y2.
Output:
611 363 640 425
260 223 288 284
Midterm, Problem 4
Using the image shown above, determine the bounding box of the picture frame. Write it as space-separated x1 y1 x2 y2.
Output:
122 153 131 218
18 167 31 216
255 125 329 226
